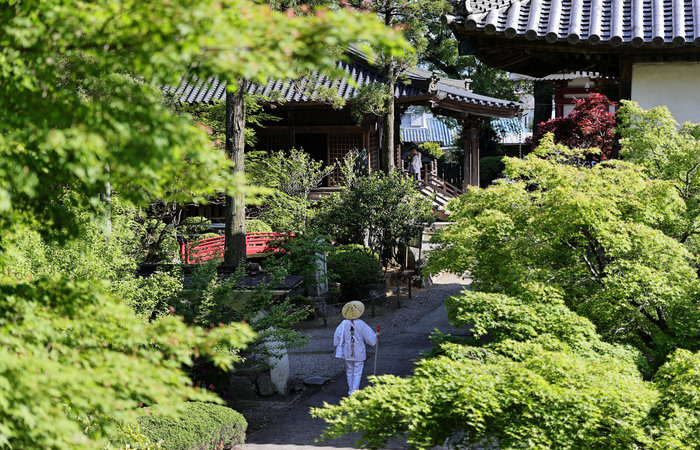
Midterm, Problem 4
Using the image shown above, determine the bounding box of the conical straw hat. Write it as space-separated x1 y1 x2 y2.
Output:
342 301 365 320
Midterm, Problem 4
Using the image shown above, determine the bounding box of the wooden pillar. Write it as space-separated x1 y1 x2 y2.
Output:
363 129 371 172
462 124 471 191
394 111 402 172
618 56 633 100
461 118 480 190
470 125 480 187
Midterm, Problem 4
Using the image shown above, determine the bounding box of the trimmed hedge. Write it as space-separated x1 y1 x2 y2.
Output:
327 244 382 286
139 402 247 449
246 219 273 233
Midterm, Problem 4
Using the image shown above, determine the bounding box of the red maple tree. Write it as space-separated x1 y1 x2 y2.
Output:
532 93 618 160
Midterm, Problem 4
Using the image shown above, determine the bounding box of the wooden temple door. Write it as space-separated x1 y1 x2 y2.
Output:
327 133 363 186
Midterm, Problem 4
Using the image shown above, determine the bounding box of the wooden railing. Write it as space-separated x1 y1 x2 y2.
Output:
179 232 291 264
424 171 464 199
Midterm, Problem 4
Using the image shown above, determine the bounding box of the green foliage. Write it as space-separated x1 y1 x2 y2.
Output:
247 149 333 199
247 149 334 232
110 420 164 449
314 107 700 450
428 136 700 359
0 0 405 245
313 289 656 449
645 349 700 449
314 173 435 264
180 216 213 243
258 192 313 233
417 142 444 160
618 100 700 249
138 402 247 450
349 83 389 125
0 278 254 448
266 233 333 294
327 245 382 286
177 263 309 362
0 0 405 446
246 219 273 233
172 95 280 149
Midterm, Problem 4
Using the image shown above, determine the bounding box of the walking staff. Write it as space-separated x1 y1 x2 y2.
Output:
373 324 380 375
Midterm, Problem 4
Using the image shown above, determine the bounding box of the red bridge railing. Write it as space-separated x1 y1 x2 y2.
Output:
179 232 291 264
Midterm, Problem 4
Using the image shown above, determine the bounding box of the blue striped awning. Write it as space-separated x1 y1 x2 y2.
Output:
401 119 458 146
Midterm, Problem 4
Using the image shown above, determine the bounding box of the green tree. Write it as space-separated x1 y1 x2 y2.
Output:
427 136 700 359
0 0 404 446
312 290 658 449
313 110 700 450
618 101 700 249
348 0 450 172
314 173 434 265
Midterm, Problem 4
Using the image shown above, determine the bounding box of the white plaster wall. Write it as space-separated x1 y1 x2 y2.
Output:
631 62 700 124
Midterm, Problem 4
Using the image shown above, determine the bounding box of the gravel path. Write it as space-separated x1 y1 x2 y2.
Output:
242 273 471 449
289 273 469 382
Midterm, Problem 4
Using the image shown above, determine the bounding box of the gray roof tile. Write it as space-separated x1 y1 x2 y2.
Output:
164 54 521 115
452 0 700 47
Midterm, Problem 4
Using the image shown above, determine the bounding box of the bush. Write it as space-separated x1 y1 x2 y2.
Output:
314 173 435 265
327 245 382 286
139 402 247 450
265 233 332 294
418 142 444 160
247 219 273 233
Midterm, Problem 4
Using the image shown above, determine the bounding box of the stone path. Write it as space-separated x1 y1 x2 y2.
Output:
243 274 469 449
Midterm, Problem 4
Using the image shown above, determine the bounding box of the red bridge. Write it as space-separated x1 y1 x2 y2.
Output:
179 232 290 264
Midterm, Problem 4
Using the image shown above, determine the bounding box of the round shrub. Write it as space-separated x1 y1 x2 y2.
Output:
247 219 273 233
139 402 247 449
327 245 382 286
197 232 221 241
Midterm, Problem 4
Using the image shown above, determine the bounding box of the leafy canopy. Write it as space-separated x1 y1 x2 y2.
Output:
0 0 405 243
0 0 404 447
313 289 658 449
428 136 700 358
314 173 435 264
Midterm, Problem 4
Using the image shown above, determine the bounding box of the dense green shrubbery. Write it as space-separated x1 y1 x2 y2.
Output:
265 233 332 294
139 402 247 449
246 219 273 233
327 245 382 286
314 172 434 265
247 149 333 233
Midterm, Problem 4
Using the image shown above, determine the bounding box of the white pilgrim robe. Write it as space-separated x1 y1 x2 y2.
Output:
333 319 377 361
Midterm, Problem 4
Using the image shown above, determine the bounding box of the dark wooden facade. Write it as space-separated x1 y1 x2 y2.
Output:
253 107 381 186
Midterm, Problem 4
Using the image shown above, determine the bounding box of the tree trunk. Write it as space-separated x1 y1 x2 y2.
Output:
382 61 396 173
224 81 247 266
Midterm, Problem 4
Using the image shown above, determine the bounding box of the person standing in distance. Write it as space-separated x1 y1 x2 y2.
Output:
333 301 378 395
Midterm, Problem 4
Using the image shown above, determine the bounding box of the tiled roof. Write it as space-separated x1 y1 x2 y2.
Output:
510 70 604 81
451 0 700 47
164 53 521 116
